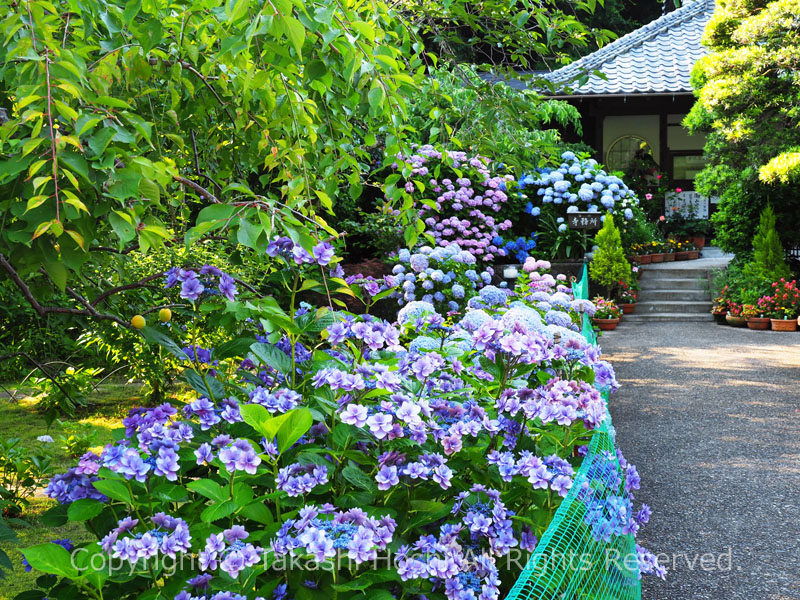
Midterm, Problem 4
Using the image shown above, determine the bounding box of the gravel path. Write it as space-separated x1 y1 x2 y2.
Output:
600 321 800 600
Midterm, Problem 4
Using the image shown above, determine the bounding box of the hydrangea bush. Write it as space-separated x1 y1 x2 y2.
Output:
21 241 664 600
391 146 515 263
386 244 495 314
519 152 644 259
521 152 639 221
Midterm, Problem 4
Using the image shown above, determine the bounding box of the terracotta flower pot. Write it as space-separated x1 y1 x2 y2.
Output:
770 318 798 332
726 315 747 327
746 317 770 330
620 303 636 314
638 254 652 265
675 251 690 261
712 310 727 325
663 253 676 262
691 235 706 249
593 317 620 331
650 253 665 263
687 250 700 259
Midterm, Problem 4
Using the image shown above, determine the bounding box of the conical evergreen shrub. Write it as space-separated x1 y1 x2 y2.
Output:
590 213 631 299
748 204 791 281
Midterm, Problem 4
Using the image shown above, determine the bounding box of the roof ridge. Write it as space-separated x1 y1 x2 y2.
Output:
548 0 712 84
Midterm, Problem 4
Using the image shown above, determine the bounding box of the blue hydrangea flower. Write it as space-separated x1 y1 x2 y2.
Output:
478 285 507 306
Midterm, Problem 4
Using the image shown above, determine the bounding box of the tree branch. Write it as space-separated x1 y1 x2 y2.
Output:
0 352 78 406
173 175 220 203
0 252 130 327
90 272 166 307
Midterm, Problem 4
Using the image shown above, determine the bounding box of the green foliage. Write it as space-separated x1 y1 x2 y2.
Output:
686 0 800 255
406 66 583 172
0 438 52 515
746 204 791 281
31 367 101 428
536 213 593 261
338 206 404 261
0 281 88 382
57 423 97 459
590 213 631 298
0 0 421 309
406 0 615 69
0 514 17 580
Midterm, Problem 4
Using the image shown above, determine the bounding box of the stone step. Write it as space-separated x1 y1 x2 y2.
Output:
640 267 714 279
620 313 715 323
637 289 711 302
637 277 708 291
635 300 712 314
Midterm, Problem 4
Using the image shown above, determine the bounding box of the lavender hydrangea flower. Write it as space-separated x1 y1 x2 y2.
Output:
219 274 238 301
312 242 335 266
180 276 205 301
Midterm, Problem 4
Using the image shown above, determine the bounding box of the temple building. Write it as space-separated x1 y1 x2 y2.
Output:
542 0 717 217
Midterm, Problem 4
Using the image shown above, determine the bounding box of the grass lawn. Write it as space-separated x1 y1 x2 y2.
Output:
0 383 183 599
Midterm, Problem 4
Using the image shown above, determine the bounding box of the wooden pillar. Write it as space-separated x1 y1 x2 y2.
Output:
659 111 669 177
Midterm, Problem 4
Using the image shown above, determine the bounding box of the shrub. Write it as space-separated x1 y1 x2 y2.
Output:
21 245 664 599
0 438 52 516
386 243 494 314
590 214 632 299
520 152 641 259
31 367 102 428
746 205 791 282
390 146 514 262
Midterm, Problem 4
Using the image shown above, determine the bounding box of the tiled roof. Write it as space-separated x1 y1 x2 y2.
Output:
544 0 715 96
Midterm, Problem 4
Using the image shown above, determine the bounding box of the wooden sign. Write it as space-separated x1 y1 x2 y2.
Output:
567 212 602 229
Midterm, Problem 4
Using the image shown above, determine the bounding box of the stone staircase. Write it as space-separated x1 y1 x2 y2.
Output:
624 248 733 323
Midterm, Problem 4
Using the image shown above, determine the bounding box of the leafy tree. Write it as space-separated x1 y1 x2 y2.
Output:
0 0 612 322
590 212 631 299
406 66 583 173
685 0 800 255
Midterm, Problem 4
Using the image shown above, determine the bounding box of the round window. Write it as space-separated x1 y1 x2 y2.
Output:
605 135 653 173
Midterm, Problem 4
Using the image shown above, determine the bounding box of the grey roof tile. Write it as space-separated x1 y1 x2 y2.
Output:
544 0 715 96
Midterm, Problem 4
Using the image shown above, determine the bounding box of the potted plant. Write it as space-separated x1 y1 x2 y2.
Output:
592 296 622 330
617 280 638 314
663 239 676 262
633 243 652 265
673 239 690 261
650 241 665 263
725 302 747 327
711 286 729 324
762 279 800 331
686 241 700 260
742 303 770 330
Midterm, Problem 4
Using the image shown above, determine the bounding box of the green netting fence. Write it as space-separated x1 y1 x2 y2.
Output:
504 264 642 600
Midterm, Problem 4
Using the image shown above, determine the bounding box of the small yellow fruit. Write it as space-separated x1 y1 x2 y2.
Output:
159 308 172 323
131 315 146 329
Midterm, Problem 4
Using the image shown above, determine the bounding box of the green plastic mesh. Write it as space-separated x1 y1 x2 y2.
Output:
503 265 641 600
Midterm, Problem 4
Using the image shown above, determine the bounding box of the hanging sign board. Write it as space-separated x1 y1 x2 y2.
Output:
567 212 602 229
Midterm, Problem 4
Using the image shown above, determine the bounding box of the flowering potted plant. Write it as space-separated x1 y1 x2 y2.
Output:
671 239 690 261
630 243 652 265
742 303 770 330
648 241 666 263
725 302 746 327
685 241 700 260
761 279 799 331
592 296 622 330
617 280 638 314
711 285 730 324
662 239 676 262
